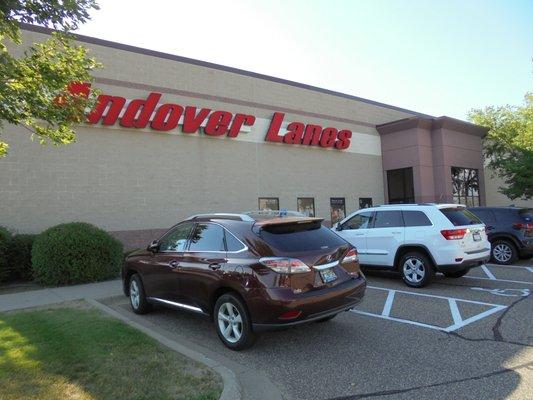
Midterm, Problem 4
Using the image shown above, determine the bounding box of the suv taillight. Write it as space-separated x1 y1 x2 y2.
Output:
259 257 311 274
512 222 533 230
342 248 358 263
441 229 467 240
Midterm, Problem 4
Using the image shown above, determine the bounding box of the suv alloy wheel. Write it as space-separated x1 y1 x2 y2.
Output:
214 293 256 351
399 252 435 288
491 239 518 265
129 274 151 314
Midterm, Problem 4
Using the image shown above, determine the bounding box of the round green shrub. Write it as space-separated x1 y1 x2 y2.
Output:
32 222 124 285
6 234 36 281
0 226 12 282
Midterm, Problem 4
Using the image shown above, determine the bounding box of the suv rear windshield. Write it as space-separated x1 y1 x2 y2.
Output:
258 222 347 252
518 208 533 221
440 207 482 226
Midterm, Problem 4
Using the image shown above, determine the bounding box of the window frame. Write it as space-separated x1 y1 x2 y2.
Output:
330 197 347 225
185 222 248 254
296 197 316 217
158 221 195 253
342 210 375 230
401 210 434 227
258 197 280 211
451 166 480 207
372 210 404 229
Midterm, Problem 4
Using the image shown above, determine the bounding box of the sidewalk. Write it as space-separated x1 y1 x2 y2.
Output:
0 279 122 312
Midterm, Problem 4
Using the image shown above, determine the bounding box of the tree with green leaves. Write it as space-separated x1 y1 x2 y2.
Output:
469 93 533 201
0 0 101 157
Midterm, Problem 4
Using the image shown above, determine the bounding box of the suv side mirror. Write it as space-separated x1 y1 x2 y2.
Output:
147 240 160 252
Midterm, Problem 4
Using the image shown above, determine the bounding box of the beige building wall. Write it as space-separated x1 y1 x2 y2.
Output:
484 169 533 207
2 27 422 247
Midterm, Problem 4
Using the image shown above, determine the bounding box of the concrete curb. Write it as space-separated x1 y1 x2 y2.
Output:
86 298 241 400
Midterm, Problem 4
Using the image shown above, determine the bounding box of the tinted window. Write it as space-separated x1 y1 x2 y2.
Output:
518 208 532 222
403 211 432 227
225 230 245 252
159 223 193 252
469 209 496 223
374 211 403 228
343 211 373 230
440 208 482 226
189 223 225 252
259 223 347 252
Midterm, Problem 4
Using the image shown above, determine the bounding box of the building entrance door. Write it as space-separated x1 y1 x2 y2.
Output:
387 167 415 204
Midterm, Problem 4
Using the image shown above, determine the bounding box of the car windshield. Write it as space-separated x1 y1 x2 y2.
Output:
440 207 482 226
258 222 347 252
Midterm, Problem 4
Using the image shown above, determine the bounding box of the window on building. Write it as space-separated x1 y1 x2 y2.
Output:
297 197 315 217
451 167 480 206
258 197 279 211
387 167 415 204
330 198 346 224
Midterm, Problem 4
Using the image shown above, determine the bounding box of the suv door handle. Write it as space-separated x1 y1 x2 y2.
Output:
169 260 180 269
209 263 221 271
353 233 364 236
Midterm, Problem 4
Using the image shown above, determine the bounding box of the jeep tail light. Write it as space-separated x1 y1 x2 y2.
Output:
441 229 467 240
259 257 311 274
342 248 358 263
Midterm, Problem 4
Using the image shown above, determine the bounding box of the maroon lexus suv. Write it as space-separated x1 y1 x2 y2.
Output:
122 212 366 350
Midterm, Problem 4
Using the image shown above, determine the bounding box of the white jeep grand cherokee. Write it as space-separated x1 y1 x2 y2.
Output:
333 204 491 287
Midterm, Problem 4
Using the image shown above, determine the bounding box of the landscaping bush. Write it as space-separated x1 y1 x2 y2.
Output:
6 234 36 281
32 222 123 285
0 226 11 282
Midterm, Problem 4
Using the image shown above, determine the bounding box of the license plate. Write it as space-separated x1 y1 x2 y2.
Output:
320 268 337 283
473 232 481 241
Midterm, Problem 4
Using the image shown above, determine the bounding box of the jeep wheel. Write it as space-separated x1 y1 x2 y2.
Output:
399 252 435 288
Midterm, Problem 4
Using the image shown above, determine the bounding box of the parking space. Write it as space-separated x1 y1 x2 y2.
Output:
102 262 533 400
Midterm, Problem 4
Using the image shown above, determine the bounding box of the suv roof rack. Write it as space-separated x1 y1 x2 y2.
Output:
187 213 255 222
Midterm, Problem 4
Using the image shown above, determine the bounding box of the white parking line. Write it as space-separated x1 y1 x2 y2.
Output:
481 265 497 280
462 264 533 285
381 290 395 317
351 285 506 332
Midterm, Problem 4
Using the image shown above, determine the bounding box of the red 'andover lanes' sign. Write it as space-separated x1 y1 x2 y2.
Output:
70 82 352 150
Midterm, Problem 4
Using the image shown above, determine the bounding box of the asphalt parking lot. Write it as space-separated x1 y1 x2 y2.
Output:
103 261 533 400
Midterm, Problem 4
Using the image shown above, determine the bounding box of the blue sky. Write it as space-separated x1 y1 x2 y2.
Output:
77 0 533 120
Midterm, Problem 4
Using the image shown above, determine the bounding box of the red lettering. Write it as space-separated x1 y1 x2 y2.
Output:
283 122 305 144
227 114 256 137
204 111 233 136
335 129 352 150
87 94 126 125
319 127 338 148
120 92 161 128
302 124 322 146
151 104 184 131
182 107 211 133
265 112 285 143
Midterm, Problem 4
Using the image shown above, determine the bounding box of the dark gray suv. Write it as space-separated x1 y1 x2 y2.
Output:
468 207 533 264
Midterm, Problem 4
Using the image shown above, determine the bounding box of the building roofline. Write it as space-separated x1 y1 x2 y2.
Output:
376 116 488 137
20 23 434 119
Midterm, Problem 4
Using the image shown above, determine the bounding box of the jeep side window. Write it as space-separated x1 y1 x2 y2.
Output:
373 211 403 228
343 211 373 230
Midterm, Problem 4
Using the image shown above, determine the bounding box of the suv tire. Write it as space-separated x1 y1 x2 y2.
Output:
443 268 469 278
214 293 256 351
129 274 151 314
491 239 518 265
399 251 435 288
